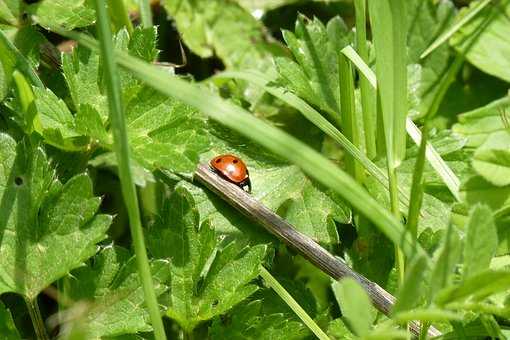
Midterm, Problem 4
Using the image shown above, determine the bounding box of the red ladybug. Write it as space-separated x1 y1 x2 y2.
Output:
209 154 251 192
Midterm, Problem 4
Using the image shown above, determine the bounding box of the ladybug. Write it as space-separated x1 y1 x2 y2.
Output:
209 154 251 192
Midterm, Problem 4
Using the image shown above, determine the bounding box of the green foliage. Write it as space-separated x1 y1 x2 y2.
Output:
451 0 510 82
0 302 21 339
332 278 374 337
1 0 510 338
277 15 350 124
28 0 95 30
209 299 309 340
0 133 111 300
62 246 170 338
147 184 267 333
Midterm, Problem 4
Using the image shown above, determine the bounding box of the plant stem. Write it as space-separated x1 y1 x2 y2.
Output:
24 296 49 340
109 0 134 35
93 1 166 339
419 322 431 340
259 266 331 340
139 0 153 28
353 0 377 159
338 52 364 183
406 122 429 241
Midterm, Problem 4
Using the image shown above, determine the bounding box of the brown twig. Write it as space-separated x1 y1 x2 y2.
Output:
194 163 441 338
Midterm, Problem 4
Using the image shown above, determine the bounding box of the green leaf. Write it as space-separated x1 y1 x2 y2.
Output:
125 86 211 173
128 26 159 62
75 103 110 145
28 0 95 30
368 0 408 163
429 226 462 300
69 30 429 263
392 255 428 313
162 0 279 70
0 133 111 299
461 175 510 213
209 299 309 340
0 302 21 340
463 204 498 280
332 277 374 337
453 96 510 148
473 131 510 187
0 0 21 25
63 246 170 338
436 270 510 305
62 45 109 120
252 165 350 245
147 184 267 332
405 0 456 118
31 86 84 149
62 39 211 172
277 15 350 123
393 308 462 323
451 0 510 82
0 29 43 101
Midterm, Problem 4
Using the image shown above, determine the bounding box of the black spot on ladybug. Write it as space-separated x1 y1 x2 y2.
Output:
14 177 23 186
215 158 222 163
233 159 238 163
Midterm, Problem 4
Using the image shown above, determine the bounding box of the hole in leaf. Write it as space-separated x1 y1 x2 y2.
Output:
14 176 23 186
212 299 219 307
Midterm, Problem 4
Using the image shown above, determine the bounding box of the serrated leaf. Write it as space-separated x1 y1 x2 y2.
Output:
162 0 278 70
61 34 210 172
209 299 309 340
277 16 350 121
128 27 159 62
0 301 21 340
463 204 498 280
147 184 267 332
62 45 108 120
473 131 510 186
332 277 374 337
450 0 510 82
28 0 95 30
62 246 170 338
0 133 111 299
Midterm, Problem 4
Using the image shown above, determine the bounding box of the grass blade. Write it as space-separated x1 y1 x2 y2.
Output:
342 45 461 201
109 0 134 35
338 52 364 182
368 0 408 166
368 0 408 284
259 267 330 340
139 0 153 27
213 70 412 209
353 0 377 159
65 30 429 261
406 120 460 201
420 0 492 59
92 2 166 339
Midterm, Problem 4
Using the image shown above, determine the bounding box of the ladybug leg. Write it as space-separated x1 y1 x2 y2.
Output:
241 178 251 193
